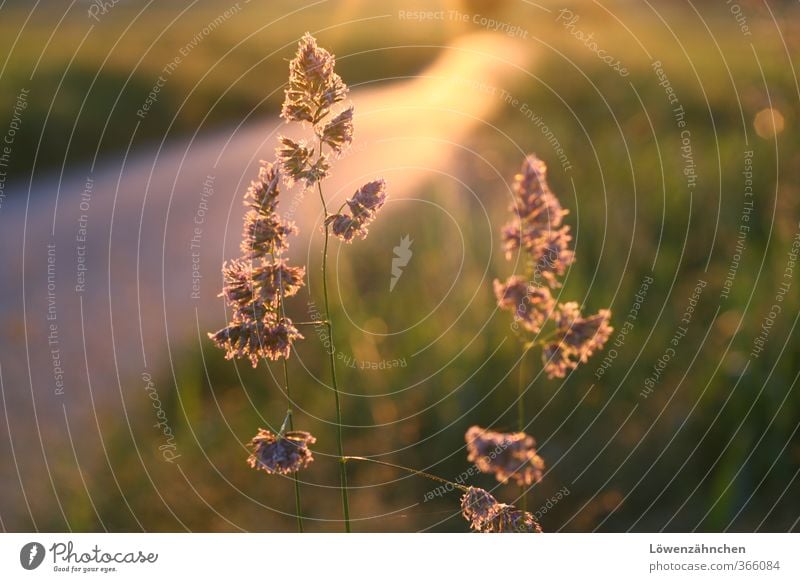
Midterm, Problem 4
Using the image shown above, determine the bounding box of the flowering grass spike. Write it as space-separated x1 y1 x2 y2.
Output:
276 32 389 532
462 154 614 525
494 154 612 379
209 160 306 367
281 33 348 124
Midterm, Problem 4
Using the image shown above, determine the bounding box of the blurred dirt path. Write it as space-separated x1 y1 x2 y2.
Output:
0 32 531 528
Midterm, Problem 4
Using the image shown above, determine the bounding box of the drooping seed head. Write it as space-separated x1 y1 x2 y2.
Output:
461 487 500 532
460 486 542 533
487 506 543 533
247 429 317 474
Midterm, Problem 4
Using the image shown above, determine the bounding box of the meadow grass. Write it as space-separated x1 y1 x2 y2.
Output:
6 1 798 531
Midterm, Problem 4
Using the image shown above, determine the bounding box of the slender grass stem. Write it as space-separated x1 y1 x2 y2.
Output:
517 355 526 434
316 174 352 533
281 362 305 532
518 349 530 512
276 264 304 532
524 329 561 350
344 456 469 492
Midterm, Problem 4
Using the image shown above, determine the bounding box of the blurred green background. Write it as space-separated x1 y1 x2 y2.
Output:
1 0 799 532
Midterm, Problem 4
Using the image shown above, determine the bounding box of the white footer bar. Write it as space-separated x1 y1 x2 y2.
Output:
1 533 798 581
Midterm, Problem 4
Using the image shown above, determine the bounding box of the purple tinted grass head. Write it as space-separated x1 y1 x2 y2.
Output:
512 155 566 224
276 137 331 188
240 211 298 259
209 156 307 366
327 179 388 243
348 179 387 216
529 227 575 288
251 260 306 307
460 486 500 531
495 153 612 376
488 506 543 533
276 137 314 182
321 107 354 154
460 486 542 533
543 305 613 379
465 425 545 486
281 33 348 125
245 161 282 213
208 314 303 367
503 155 571 282
247 429 317 474
493 276 554 333
279 33 387 244
219 259 255 310
239 160 298 260
327 214 360 242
